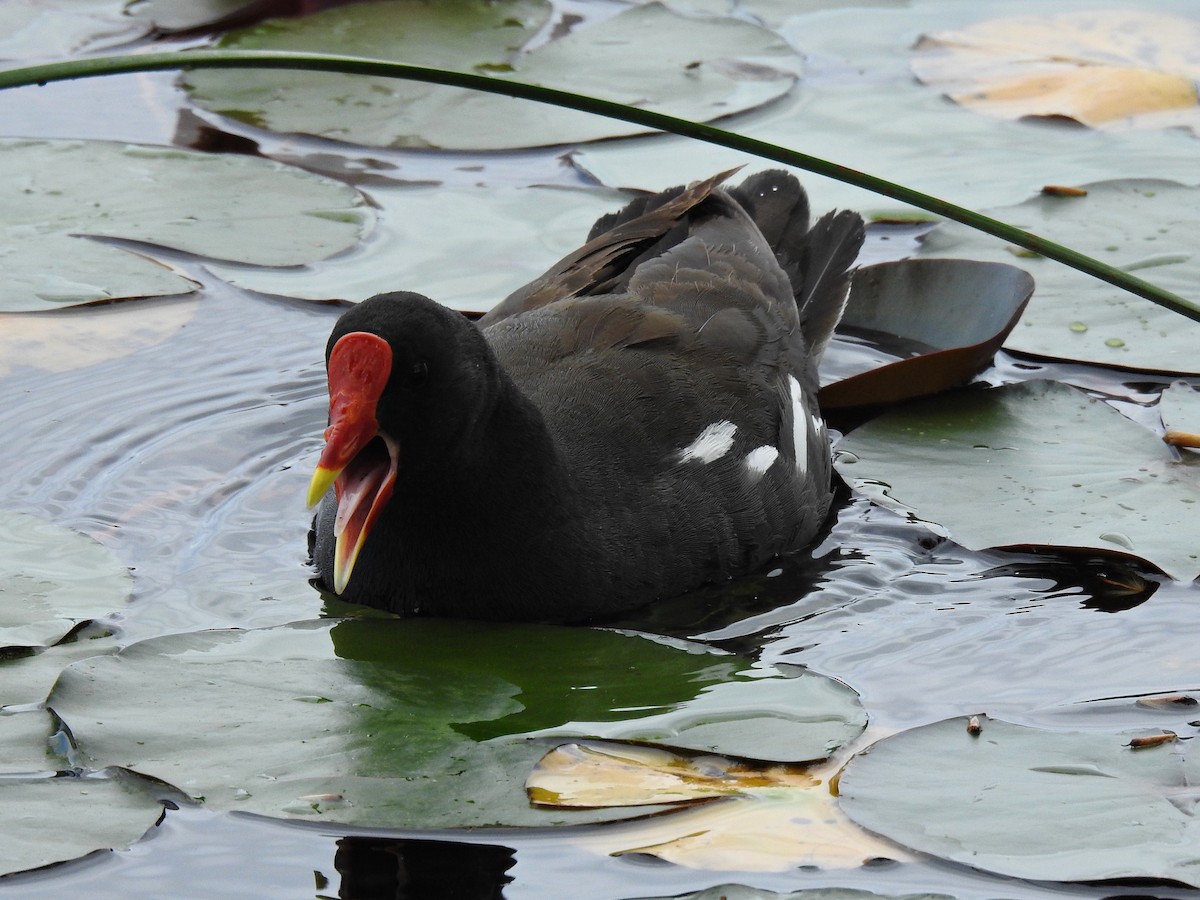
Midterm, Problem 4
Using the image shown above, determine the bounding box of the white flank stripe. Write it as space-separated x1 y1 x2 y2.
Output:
678 420 737 464
788 375 808 475
745 445 780 477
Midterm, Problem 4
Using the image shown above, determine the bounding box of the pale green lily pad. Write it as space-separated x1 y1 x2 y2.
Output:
0 769 178 878
0 138 372 311
44 618 858 827
839 716 1200 886
920 180 1200 373
0 0 144 60
123 0 267 32
0 710 61 774
184 1 800 150
531 668 865 763
835 380 1200 581
210 183 629 307
0 511 131 649
1 636 120 709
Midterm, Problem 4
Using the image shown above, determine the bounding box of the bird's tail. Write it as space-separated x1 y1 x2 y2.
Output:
729 171 865 366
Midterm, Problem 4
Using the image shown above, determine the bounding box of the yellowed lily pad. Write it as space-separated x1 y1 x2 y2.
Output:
529 741 911 872
913 10 1200 134
528 741 815 808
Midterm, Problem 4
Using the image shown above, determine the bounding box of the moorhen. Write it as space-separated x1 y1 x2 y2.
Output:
308 169 864 621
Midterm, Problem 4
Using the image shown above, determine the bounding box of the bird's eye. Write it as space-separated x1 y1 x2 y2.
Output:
409 361 429 388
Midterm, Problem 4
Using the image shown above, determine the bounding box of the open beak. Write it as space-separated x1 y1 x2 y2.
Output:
307 331 395 594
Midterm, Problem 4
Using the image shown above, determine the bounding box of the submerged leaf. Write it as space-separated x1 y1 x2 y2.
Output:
184 1 801 149
0 139 372 311
839 716 1200 886
920 179 1200 373
0 510 131 649
913 11 1200 133
835 380 1200 581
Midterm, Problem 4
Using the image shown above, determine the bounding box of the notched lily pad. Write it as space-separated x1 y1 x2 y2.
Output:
0 768 179 878
913 10 1200 134
835 380 1200 582
183 0 801 150
820 259 1033 410
44 618 824 828
0 138 372 311
920 179 1200 373
0 510 131 650
839 715 1200 887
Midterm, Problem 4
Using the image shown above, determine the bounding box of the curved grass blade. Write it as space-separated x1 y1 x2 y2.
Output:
0 50 1196 324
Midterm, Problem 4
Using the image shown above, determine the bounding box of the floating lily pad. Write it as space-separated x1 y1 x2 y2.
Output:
0 769 178 878
0 0 145 60
210 183 629 307
183 1 801 150
0 138 372 311
0 710 62 774
820 259 1034 410
920 179 1200 373
839 716 1200 886
531 668 866 762
123 0 272 32
912 11 1200 134
45 618 833 827
1 636 120 709
529 742 908 872
0 510 131 649
573 3 1200 218
835 380 1200 581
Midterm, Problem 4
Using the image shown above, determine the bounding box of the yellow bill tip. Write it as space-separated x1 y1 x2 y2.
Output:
306 465 339 509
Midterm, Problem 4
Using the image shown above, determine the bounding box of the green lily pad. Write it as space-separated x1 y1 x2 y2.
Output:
532 668 866 763
838 716 1200 887
183 1 800 150
0 138 372 311
920 179 1200 373
0 769 178 878
0 510 131 649
1 636 120 709
0 710 62 774
0 0 144 60
834 380 1200 581
210 183 629 306
45 618 860 827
